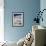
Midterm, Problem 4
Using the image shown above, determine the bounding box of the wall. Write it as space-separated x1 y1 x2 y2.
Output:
0 0 4 42
40 0 46 27
40 0 46 45
4 0 40 42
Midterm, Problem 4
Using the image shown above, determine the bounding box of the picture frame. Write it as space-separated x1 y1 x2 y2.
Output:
12 12 24 27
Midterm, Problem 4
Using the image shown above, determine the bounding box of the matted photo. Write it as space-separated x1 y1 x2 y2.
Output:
12 12 24 27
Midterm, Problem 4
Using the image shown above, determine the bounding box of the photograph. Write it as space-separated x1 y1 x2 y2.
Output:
12 12 24 27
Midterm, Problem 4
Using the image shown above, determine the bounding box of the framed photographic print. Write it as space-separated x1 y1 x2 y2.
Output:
12 12 24 27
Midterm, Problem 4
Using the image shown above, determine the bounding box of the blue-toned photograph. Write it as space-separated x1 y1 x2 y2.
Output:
12 12 24 27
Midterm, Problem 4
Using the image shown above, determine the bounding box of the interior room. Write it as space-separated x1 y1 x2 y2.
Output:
0 0 46 46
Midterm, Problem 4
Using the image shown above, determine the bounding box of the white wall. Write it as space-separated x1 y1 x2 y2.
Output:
0 0 4 42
